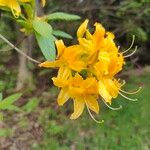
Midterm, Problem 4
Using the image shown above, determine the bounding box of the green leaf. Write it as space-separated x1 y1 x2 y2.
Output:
33 19 52 38
1 105 22 112
0 129 12 137
0 93 2 101
35 32 56 60
0 93 22 109
22 98 40 113
53 30 72 39
46 12 81 21
17 19 28 28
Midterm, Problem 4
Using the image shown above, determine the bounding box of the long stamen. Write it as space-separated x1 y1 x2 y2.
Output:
119 92 138 101
120 87 142 95
11 6 18 18
120 80 126 86
122 35 135 54
102 98 122 110
124 46 137 58
87 107 104 124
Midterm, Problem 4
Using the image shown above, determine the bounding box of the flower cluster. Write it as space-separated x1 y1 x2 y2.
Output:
40 20 140 122
0 0 45 17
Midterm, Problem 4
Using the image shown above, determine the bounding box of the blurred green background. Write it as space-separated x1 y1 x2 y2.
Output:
0 0 150 149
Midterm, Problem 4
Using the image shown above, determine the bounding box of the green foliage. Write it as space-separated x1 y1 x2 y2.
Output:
46 12 81 21
33 18 56 60
22 97 40 113
53 30 73 39
130 27 148 42
35 32 56 60
33 19 53 38
0 93 22 113
0 128 12 137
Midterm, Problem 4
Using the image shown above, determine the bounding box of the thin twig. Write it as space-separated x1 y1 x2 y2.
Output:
0 34 40 64
0 36 27 52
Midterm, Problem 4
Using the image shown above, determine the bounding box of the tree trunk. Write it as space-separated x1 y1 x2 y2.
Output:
16 35 34 91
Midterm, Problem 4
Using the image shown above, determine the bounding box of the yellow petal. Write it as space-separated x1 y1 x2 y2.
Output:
57 66 71 80
105 79 120 98
52 77 68 87
98 51 111 75
63 45 86 71
83 78 99 94
57 88 70 106
55 40 66 58
98 80 112 104
69 73 83 86
70 98 85 119
78 38 93 51
106 32 115 39
69 87 84 97
77 19 89 38
0 0 21 17
19 0 30 2
86 30 93 40
85 96 99 114
108 53 124 76
39 60 62 68
93 22 105 47
102 35 118 53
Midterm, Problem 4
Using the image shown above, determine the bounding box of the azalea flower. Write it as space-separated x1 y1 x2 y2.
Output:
39 40 87 80
39 19 141 122
52 73 99 119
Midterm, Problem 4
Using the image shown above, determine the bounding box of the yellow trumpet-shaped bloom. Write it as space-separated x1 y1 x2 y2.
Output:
52 74 99 119
39 40 87 77
0 0 30 17
76 19 121 67
98 78 122 104
94 52 124 78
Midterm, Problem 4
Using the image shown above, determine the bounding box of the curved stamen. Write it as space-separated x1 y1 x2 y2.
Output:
122 35 135 54
124 46 137 58
102 98 122 110
120 80 126 86
11 6 18 18
120 87 142 95
119 92 138 101
87 107 104 124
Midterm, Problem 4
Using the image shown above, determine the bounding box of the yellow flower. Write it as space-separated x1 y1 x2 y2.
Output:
77 19 106 64
94 52 124 78
0 0 46 17
98 78 122 104
39 40 87 79
93 50 124 104
52 74 99 119
76 19 121 67
0 0 30 17
39 19 140 122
